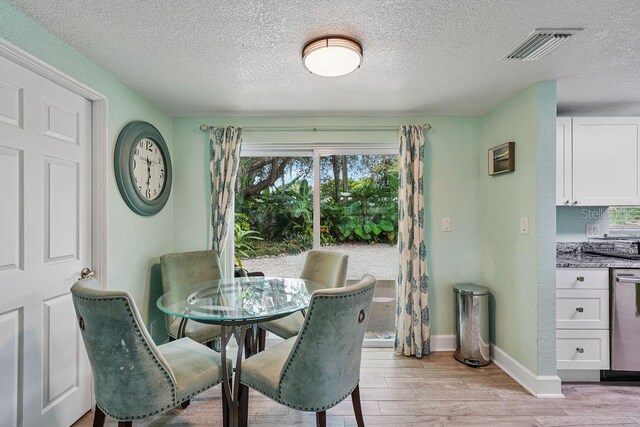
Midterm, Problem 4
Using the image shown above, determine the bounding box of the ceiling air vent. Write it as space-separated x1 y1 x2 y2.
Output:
502 29 582 61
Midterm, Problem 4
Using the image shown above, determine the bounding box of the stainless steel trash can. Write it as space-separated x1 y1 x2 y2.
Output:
453 283 490 367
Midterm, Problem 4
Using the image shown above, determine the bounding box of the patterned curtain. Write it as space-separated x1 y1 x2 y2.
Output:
395 125 430 358
209 127 242 255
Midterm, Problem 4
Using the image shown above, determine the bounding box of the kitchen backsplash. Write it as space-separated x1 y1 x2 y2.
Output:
557 207 610 242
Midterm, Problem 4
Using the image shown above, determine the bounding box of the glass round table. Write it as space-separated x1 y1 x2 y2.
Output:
157 276 323 427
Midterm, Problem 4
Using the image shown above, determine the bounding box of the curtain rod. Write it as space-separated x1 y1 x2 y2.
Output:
199 123 432 132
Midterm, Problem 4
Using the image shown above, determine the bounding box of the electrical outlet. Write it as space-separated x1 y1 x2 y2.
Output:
520 217 529 235
442 218 451 232
586 223 600 238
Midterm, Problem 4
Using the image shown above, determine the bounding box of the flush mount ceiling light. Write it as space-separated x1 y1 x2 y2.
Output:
302 36 363 77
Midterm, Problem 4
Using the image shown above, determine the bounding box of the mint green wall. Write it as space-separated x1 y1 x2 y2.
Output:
173 116 481 336
480 82 557 375
535 81 558 376
1 0 557 357
0 0 174 338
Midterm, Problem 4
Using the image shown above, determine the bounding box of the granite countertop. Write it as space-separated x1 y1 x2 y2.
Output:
556 252 640 268
557 241 640 268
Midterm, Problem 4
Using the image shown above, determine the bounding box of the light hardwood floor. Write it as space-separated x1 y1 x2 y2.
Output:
73 350 640 426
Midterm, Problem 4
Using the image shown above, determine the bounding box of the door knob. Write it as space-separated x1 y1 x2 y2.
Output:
80 268 94 279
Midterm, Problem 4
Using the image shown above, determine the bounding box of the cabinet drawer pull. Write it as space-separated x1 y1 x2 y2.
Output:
576 276 585 282
576 307 584 313
565 200 570 205
576 347 584 353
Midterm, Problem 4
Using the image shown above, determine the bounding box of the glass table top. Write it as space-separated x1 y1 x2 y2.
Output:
157 276 323 324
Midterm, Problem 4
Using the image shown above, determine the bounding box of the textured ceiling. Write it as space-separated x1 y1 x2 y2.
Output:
9 0 640 116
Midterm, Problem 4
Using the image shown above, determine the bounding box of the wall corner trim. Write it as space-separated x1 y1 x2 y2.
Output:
491 344 563 398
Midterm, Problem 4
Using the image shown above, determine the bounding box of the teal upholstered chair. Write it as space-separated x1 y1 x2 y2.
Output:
240 274 376 427
71 277 231 426
258 250 348 349
160 250 223 345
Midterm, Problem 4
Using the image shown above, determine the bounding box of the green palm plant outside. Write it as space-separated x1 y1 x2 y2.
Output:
234 213 263 266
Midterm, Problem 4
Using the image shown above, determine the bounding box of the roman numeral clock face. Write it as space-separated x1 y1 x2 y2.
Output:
132 137 165 201
114 121 172 216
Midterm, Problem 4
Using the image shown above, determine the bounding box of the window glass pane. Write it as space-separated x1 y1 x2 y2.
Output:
234 156 313 277
609 206 640 230
320 154 399 340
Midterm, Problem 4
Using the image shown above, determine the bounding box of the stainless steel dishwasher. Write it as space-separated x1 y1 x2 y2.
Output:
611 269 640 371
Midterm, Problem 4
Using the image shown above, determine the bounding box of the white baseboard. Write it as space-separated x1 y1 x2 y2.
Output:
269 333 562 397
431 335 456 351
491 344 563 398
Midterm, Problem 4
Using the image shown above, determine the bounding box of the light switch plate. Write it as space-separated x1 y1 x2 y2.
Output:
442 218 451 232
586 223 600 238
520 217 529 235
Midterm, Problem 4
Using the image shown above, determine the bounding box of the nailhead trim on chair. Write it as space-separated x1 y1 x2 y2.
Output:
240 381 358 413
74 294 181 420
241 286 373 412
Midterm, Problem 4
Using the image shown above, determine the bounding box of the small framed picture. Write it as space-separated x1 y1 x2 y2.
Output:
488 142 515 176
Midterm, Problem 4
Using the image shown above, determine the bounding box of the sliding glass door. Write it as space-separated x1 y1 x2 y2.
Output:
233 147 398 341
318 153 399 340
234 155 314 278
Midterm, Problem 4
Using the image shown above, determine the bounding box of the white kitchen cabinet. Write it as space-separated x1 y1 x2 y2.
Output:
556 289 609 330
557 329 610 370
556 268 609 290
573 117 640 205
556 117 572 205
556 268 610 373
556 117 640 206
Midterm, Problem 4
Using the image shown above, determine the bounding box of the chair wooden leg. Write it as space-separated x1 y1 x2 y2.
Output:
244 327 254 358
258 327 266 352
117 422 132 427
222 379 230 427
316 411 326 427
92 405 106 427
181 399 190 409
351 384 365 427
238 383 249 427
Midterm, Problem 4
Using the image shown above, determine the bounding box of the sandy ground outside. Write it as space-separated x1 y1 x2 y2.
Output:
241 242 398 281
242 243 397 338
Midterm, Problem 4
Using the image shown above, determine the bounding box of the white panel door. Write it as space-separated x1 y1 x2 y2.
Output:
572 117 640 206
0 54 91 426
556 117 572 205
